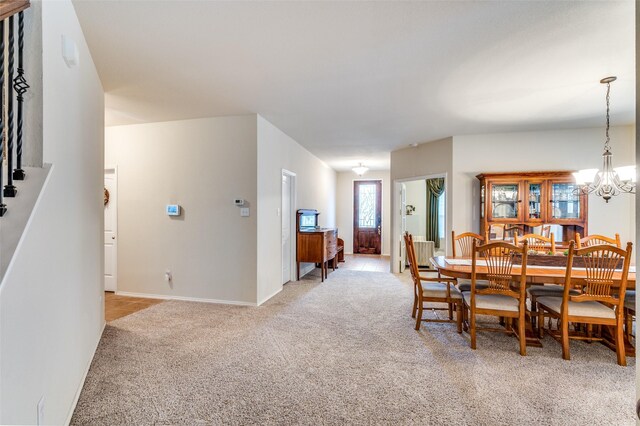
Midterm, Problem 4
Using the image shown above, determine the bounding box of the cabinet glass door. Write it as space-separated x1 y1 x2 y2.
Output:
550 182 580 220
490 183 519 219
527 183 543 220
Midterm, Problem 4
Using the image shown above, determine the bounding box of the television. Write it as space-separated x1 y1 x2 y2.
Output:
298 209 319 230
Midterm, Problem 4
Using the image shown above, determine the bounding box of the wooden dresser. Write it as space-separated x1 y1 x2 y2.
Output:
296 209 338 282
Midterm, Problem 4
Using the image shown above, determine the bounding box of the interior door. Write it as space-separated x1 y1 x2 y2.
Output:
400 183 407 272
282 173 292 284
353 180 382 255
104 168 117 292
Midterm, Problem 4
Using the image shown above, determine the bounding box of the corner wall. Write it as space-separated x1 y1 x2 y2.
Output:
336 170 391 256
106 116 258 304
0 0 105 423
257 115 336 304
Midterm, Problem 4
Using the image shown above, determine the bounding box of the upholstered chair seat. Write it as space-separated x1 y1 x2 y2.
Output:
423 282 462 299
462 292 519 312
527 284 580 297
537 296 616 319
456 278 490 292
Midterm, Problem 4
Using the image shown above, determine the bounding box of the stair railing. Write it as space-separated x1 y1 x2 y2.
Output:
0 0 30 216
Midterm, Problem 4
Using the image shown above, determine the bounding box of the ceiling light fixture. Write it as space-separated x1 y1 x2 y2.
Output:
573 76 635 203
352 163 369 176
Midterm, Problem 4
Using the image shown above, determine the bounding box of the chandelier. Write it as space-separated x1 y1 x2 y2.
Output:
352 163 369 176
573 76 636 203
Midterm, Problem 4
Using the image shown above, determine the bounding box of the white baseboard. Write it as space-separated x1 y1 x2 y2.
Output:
115 291 257 306
65 321 105 426
257 286 283 306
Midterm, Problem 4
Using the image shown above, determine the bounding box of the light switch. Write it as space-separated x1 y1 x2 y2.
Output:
240 207 250 217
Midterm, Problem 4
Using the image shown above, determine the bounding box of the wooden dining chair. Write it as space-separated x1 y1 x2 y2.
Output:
404 232 462 332
463 240 529 355
452 231 489 292
536 242 633 366
514 232 556 254
576 233 621 249
513 232 558 331
452 231 484 257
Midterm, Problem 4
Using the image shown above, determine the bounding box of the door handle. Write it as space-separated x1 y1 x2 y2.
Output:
377 226 381 236
112 236 115 240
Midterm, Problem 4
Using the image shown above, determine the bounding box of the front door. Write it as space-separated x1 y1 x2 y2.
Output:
104 168 117 292
353 180 382 254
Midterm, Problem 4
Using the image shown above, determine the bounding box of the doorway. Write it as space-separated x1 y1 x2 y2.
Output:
282 170 296 284
104 167 118 292
353 180 382 255
393 174 447 273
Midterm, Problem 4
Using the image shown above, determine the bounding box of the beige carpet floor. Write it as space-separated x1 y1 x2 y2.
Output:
72 270 635 425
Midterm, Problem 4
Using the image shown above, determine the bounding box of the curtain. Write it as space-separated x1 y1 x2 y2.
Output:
425 178 445 248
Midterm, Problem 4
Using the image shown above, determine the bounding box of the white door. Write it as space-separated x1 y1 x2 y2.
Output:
104 168 117 292
400 183 407 272
282 173 292 284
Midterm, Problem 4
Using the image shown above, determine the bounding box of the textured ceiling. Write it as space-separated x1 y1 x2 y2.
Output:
73 1 635 171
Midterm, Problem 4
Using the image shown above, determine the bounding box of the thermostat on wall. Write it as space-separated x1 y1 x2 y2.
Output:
166 204 181 216
234 198 245 206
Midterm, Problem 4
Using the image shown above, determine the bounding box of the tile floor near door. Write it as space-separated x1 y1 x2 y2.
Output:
340 254 390 272
104 292 164 322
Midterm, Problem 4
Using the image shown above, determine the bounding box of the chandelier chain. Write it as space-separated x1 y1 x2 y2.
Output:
604 81 611 152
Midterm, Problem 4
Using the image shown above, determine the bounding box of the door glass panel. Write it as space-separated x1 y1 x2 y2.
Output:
528 183 542 219
550 183 580 219
491 184 518 219
358 184 376 228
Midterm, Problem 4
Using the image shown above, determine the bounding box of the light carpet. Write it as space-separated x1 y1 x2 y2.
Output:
72 270 635 425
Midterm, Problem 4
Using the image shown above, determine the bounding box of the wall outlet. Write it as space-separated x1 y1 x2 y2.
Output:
240 207 250 217
164 270 172 282
37 396 45 425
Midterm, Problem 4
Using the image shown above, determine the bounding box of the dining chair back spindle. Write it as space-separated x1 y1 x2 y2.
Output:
452 231 484 257
576 233 621 249
515 233 556 254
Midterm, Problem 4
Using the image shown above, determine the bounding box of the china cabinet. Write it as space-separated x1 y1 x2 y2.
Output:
477 171 587 243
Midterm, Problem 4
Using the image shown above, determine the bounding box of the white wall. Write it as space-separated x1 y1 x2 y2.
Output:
257 116 336 303
404 179 426 238
452 126 636 248
106 116 258 304
0 1 105 423
390 138 454 272
336 170 390 256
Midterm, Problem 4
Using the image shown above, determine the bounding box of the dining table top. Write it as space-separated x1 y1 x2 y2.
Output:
430 256 636 288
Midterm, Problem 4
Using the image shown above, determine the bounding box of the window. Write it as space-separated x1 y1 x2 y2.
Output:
358 183 377 228
438 191 445 239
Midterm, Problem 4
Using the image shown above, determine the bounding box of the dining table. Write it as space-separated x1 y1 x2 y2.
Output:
430 256 636 288
430 255 636 353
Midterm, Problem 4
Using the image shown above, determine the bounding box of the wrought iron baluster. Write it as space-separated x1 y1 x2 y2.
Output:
13 11 27 181
3 15 16 197
0 19 6 215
